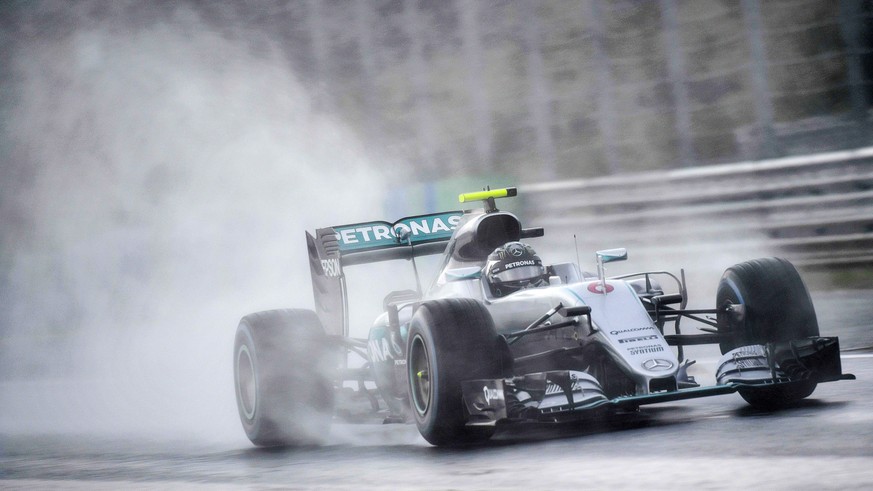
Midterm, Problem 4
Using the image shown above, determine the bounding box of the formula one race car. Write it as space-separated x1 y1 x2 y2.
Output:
233 187 854 446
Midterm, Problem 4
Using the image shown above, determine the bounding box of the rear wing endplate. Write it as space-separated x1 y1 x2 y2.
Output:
306 211 464 336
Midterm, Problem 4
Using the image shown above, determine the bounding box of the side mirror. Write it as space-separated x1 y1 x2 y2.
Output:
596 248 627 263
595 248 628 294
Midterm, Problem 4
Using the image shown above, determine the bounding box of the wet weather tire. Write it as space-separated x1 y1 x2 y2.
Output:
234 309 334 446
407 298 508 446
716 257 819 408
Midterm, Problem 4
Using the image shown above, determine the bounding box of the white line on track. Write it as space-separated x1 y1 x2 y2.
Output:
842 353 873 359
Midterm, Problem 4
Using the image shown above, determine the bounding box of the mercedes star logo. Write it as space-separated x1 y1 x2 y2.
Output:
643 359 674 371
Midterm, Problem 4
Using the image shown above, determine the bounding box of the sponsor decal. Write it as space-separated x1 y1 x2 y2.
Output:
545 381 584 395
544 373 584 395
629 344 665 356
731 350 767 369
334 212 463 252
483 385 504 405
643 359 674 371
619 334 659 344
505 260 535 270
320 258 342 277
610 327 657 336
368 338 394 362
508 243 525 256
339 226 393 245
587 282 615 294
390 332 403 355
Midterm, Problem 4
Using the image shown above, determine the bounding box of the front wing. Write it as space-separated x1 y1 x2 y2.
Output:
461 336 854 426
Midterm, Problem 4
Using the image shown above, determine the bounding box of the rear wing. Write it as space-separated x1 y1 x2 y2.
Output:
306 211 464 336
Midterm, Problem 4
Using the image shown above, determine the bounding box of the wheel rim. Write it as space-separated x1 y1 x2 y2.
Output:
236 344 257 421
409 334 431 416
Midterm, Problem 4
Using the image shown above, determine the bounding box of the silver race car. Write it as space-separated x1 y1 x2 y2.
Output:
233 187 854 446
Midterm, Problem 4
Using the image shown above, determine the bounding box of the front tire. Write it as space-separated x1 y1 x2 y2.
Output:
234 309 334 446
407 298 508 446
716 257 819 408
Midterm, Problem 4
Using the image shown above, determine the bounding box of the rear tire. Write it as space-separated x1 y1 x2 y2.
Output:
234 309 334 446
407 298 508 446
716 257 819 408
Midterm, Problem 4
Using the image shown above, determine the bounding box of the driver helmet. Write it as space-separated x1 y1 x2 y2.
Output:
484 242 548 297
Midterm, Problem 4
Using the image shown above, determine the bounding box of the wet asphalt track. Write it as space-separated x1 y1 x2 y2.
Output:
1 291 872 489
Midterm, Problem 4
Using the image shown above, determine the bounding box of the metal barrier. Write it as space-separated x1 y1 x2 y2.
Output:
521 147 873 269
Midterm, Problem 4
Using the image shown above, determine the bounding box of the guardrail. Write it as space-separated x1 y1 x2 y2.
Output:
520 147 873 271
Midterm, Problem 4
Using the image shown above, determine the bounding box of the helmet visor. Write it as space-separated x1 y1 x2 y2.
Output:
493 265 544 284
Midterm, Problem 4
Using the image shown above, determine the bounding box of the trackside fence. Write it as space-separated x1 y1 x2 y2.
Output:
520 147 873 272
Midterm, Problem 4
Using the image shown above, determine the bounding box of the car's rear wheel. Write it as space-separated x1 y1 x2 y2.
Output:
234 309 335 446
407 298 508 446
716 257 819 408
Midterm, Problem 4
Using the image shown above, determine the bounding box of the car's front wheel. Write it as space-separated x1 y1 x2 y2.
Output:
407 298 508 446
716 257 819 408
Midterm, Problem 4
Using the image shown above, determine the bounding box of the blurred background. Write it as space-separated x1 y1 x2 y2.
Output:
182 0 873 178
0 0 871 441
